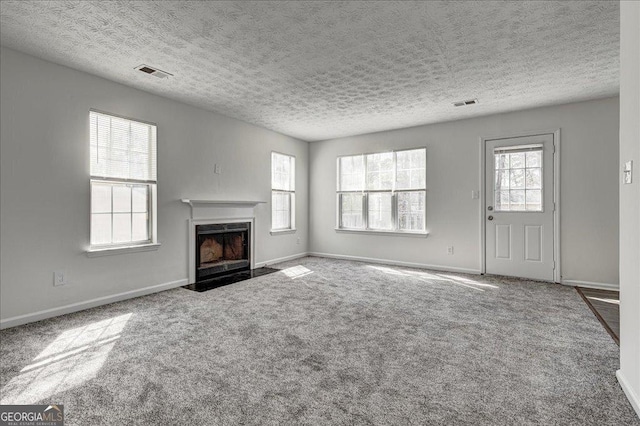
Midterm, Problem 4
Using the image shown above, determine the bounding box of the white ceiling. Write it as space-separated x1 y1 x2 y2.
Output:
0 1 619 141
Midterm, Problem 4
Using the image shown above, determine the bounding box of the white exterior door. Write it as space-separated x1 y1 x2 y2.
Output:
485 134 555 281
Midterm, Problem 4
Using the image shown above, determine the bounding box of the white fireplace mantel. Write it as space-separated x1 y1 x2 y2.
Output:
181 199 266 208
181 199 266 219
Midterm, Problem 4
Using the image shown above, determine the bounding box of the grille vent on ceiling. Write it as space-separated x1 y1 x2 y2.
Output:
453 99 478 107
135 64 173 79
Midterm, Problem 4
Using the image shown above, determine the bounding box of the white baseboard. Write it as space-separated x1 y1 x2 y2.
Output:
255 252 309 268
617 369 640 419
308 252 481 275
0 278 188 330
561 279 619 291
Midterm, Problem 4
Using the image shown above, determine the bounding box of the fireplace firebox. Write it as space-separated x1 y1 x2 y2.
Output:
195 222 250 281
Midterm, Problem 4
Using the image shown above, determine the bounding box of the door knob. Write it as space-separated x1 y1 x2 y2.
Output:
488 216 494 221
488 206 493 211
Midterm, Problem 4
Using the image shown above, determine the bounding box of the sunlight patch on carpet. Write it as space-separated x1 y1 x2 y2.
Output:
281 265 314 279
0 313 132 405
366 265 499 291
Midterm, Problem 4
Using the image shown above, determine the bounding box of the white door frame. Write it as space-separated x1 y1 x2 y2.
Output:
479 129 561 283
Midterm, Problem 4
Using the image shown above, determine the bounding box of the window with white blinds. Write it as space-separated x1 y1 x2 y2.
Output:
90 111 157 182
337 148 426 233
271 152 296 231
89 111 157 248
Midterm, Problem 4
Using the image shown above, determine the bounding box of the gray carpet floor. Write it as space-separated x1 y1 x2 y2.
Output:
0 256 638 425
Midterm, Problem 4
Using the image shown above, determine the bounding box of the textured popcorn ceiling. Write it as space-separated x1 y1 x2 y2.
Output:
0 1 619 141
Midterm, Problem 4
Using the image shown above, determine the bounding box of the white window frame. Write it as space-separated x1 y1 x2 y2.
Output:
336 147 427 235
271 152 296 233
87 110 159 256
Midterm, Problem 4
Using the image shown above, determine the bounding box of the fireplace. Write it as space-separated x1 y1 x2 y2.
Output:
195 222 250 281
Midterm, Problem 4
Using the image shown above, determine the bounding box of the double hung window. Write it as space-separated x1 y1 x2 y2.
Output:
271 152 296 231
90 110 157 248
337 148 426 233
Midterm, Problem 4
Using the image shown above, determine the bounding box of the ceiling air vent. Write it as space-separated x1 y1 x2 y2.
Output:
453 98 478 107
135 64 173 79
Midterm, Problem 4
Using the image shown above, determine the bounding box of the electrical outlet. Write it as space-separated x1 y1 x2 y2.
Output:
296 237 300 245
53 270 67 286
214 164 221 174
447 246 454 255
471 190 479 199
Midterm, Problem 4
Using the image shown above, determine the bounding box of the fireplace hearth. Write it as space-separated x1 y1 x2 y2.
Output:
196 222 250 281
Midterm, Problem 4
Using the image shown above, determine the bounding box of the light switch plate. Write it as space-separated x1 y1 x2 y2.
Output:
624 160 633 184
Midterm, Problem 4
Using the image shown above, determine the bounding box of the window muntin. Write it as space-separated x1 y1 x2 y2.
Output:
271 152 295 231
494 146 543 212
90 111 157 248
337 148 426 233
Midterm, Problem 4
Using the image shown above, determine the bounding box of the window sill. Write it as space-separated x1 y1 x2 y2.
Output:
86 243 161 257
335 228 429 237
270 228 297 235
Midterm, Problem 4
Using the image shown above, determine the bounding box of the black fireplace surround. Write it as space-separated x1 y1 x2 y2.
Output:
195 222 250 282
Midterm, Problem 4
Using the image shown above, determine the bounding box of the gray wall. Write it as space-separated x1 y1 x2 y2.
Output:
0 47 309 323
618 0 640 417
0 46 624 329
310 97 620 286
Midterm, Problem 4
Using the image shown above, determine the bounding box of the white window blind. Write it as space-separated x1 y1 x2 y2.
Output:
90 110 157 183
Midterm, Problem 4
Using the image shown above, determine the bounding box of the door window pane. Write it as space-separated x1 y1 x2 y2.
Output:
509 169 525 189
509 190 525 211
495 190 510 211
510 153 525 168
495 170 509 190
525 169 541 189
494 147 543 212
526 190 542 211
526 151 542 168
